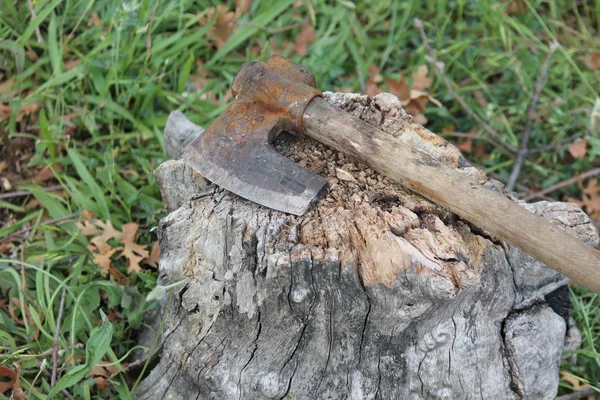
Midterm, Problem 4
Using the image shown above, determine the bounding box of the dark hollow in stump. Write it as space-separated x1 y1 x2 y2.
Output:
136 92 597 400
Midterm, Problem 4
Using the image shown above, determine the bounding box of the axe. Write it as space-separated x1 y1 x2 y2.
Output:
182 56 600 294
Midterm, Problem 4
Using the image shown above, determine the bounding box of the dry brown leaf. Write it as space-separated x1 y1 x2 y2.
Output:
235 0 252 17
0 103 12 123
16 101 41 122
584 53 600 71
456 138 473 152
0 79 16 97
385 76 410 101
200 5 237 49
0 366 18 395
88 12 102 27
505 0 527 15
143 241 160 268
64 59 81 70
293 23 316 56
412 65 432 91
78 220 102 236
94 220 123 243
119 223 149 274
92 246 120 276
569 179 600 220
568 140 587 159
82 210 95 220
33 164 61 182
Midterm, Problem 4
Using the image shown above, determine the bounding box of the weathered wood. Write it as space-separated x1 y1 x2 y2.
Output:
136 92 596 400
303 95 600 293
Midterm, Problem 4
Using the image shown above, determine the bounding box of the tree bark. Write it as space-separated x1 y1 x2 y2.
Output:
137 92 597 400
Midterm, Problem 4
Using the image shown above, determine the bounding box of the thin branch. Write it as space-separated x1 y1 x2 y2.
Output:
0 185 62 200
439 131 514 158
26 0 44 44
414 18 517 154
527 132 586 155
146 0 160 55
506 41 560 190
0 255 80 271
51 287 67 388
556 387 599 400
0 212 80 244
61 389 75 400
522 167 600 201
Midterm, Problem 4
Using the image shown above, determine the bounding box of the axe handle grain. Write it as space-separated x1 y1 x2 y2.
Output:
303 97 600 293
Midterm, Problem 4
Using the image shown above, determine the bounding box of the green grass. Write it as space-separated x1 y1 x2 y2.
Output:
0 0 599 398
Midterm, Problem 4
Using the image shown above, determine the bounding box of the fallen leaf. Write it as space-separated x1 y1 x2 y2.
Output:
456 138 473 152
92 246 120 276
88 12 102 27
292 23 316 56
119 223 149 274
568 179 600 220
142 241 160 268
16 101 41 122
505 0 527 15
385 76 410 100
0 78 16 97
64 59 81 70
235 0 252 17
33 164 61 182
199 5 237 49
584 53 600 71
0 103 12 123
0 366 18 394
568 140 587 159
412 65 432 91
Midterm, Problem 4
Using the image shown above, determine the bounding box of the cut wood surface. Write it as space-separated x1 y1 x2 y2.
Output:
137 92 597 399
303 95 600 294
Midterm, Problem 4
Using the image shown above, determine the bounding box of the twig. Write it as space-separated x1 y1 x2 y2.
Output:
26 0 44 44
522 167 600 201
0 184 62 200
439 131 514 158
414 19 517 154
556 387 599 400
51 287 67 388
146 0 160 55
61 389 75 400
0 212 80 244
506 41 560 190
0 255 80 271
527 132 586 155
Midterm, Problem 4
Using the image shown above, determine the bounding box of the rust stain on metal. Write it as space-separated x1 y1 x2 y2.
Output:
182 56 328 216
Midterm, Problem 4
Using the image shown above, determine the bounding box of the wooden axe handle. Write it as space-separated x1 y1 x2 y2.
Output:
303 97 600 293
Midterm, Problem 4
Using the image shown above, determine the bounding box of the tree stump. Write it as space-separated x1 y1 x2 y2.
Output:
136 92 597 400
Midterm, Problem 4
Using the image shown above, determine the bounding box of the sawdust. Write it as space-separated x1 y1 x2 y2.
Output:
273 92 491 289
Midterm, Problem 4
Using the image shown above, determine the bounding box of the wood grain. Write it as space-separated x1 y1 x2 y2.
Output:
303 97 600 294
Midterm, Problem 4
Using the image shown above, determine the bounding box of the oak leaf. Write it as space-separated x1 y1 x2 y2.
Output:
200 5 237 49
118 223 149 274
293 23 316 56
568 179 600 220
142 241 160 268
568 140 587 159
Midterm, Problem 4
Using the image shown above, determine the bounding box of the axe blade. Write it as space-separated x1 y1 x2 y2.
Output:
181 100 328 215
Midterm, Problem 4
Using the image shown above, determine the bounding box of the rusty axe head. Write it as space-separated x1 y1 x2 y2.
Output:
182 56 328 215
